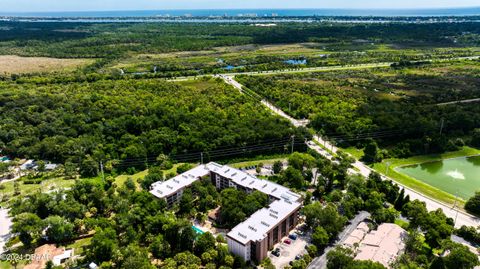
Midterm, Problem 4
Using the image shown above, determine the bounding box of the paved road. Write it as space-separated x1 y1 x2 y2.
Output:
168 55 480 82
307 211 371 269
223 76 480 229
221 75 310 128
310 135 480 228
436 98 480 106
0 208 12 254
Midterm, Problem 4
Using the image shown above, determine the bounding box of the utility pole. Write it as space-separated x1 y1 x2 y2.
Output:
100 161 104 182
200 152 204 164
453 188 460 226
439 118 445 135
291 135 295 154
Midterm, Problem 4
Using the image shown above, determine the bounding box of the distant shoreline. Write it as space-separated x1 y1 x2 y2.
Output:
0 7 480 18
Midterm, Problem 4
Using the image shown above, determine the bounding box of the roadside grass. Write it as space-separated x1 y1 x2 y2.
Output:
228 156 288 169
312 140 337 157
342 147 364 160
371 146 480 207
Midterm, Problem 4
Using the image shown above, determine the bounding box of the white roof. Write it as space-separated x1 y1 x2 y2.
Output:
20 160 34 170
45 164 58 170
227 199 301 245
150 164 211 198
150 162 302 203
207 163 301 203
53 249 73 265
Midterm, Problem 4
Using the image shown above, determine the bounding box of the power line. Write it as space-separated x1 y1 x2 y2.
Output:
111 139 304 168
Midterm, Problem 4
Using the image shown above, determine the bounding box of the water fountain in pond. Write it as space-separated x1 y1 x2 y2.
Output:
446 169 465 180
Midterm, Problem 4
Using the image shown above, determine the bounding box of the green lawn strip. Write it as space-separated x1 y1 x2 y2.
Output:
65 237 92 256
372 147 480 207
228 157 288 169
115 170 149 189
114 163 189 188
341 147 364 160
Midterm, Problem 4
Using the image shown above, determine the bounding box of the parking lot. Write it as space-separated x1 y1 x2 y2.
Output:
269 228 310 269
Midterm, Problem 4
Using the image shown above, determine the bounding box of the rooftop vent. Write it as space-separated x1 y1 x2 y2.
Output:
261 221 270 227
238 233 247 239
269 214 278 219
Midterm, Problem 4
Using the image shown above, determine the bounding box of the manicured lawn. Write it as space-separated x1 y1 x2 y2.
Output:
372 147 480 207
115 170 149 190
1 177 75 206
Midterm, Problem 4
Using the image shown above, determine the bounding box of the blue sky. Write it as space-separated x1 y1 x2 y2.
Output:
0 0 479 12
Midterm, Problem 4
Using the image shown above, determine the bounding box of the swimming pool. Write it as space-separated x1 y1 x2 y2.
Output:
192 225 205 235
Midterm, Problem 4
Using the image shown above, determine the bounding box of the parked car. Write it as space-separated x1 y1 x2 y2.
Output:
288 233 298 240
271 248 281 257
295 254 302 260
284 239 292 245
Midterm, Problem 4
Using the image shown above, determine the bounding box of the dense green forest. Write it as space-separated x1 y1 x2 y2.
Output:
0 21 479 58
0 78 302 172
1 19 480 269
238 61 480 158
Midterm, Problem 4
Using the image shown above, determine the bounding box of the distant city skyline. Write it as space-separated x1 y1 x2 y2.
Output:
0 0 479 13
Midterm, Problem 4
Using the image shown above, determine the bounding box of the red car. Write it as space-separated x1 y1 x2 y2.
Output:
284 239 292 245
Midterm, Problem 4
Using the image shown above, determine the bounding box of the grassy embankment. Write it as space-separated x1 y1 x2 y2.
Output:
344 146 480 207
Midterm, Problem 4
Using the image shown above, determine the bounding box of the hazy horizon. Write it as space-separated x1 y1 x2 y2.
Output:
1 0 480 13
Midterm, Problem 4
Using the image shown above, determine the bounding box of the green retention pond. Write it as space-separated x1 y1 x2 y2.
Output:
396 155 480 200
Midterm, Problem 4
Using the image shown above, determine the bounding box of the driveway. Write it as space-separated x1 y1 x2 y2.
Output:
307 211 370 269
270 231 310 269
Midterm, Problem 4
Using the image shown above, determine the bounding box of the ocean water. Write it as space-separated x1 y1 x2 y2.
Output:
1 8 480 18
